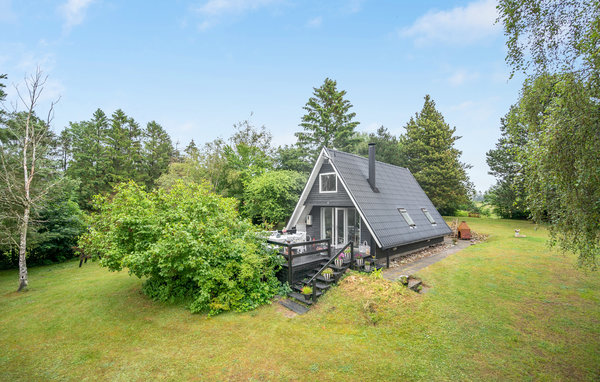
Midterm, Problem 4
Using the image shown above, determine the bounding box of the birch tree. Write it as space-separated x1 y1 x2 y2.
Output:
0 69 59 291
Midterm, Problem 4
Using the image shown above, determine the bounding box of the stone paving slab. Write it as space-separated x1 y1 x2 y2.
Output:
383 239 472 281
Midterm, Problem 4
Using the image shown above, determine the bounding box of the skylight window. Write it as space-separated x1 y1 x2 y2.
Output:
422 208 437 225
398 208 416 227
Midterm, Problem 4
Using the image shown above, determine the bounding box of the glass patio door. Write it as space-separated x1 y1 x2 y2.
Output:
322 207 360 246
335 208 347 246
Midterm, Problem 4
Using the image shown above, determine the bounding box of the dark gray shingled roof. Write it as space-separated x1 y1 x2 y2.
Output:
326 148 452 250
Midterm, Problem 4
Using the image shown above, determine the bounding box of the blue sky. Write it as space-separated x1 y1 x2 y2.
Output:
1 0 524 192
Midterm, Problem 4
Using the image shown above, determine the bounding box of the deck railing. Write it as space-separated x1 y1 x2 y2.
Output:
304 241 353 302
266 238 331 284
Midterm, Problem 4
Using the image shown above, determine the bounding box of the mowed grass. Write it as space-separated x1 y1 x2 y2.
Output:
1 218 599 381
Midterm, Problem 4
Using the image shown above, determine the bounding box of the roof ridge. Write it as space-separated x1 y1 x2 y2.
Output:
325 147 409 171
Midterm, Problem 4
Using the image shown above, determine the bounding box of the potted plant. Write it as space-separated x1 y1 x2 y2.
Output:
355 253 364 266
334 254 344 267
364 261 371 272
300 285 313 300
343 247 351 262
322 267 333 281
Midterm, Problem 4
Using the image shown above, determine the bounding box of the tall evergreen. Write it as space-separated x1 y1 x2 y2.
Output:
295 78 360 159
399 95 473 215
144 121 174 188
66 109 111 208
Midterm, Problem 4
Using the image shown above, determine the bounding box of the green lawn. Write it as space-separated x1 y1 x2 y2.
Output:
1 218 599 381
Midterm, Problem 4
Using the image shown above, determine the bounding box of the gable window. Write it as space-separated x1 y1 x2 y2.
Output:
398 208 416 228
422 208 437 225
319 173 337 193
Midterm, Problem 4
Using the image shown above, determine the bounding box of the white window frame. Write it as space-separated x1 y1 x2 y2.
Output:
319 172 337 193
398 208 416 228
421 208 437 225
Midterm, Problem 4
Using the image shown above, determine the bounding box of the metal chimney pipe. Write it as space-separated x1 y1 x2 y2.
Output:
368 143 376 191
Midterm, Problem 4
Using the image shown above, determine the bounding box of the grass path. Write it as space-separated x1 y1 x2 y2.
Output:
1 218 599 381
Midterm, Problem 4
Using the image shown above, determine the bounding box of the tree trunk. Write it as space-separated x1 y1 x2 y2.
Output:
17 205 30 291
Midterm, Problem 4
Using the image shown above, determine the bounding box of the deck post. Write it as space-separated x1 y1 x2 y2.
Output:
312 279 316 302
287 244 293 284
350 241 354 270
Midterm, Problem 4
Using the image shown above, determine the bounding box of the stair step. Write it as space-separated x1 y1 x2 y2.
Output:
279 298 309 314
292 281 330 292
408 278 422 289
314 281 331 290
288 291 321 305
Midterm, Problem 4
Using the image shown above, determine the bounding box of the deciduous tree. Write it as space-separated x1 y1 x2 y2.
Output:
485 106 529 219
498 0 600 268
243 170 306 225
354 126 403 166
0 69 60 290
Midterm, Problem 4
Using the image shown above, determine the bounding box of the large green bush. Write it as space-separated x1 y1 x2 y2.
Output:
80 181 282 315
243 170 306 225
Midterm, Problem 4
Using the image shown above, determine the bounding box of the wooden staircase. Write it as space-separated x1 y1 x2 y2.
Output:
279 242 382 314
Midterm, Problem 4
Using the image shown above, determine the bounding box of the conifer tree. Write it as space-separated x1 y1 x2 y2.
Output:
66 109 111 209
296 78 360 159
144 121 174 188
399 95 473 215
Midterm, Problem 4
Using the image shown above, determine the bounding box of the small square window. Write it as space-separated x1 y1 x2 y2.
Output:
319 173 337 193
422 208 436 225
398 208 416 227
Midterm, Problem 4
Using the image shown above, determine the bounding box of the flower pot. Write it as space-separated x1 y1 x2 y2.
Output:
334 259 343 268
303 293 311 301
323 273 331 281
356 258 364 266
364 264 371 271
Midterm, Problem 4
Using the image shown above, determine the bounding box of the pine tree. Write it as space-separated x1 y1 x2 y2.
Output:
66 109 111 209
399 95 473 215
107 110 151 187
143 121 174 188
184 139 199 159
296 78 360 159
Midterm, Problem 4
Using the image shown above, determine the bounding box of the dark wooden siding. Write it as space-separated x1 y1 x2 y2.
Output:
374 236 444 260
306 206 320 241
360 223 371 246
304 163 353 207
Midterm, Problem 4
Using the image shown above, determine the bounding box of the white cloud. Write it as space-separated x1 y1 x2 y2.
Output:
197 0 278 16
400 0 500 45
448 69 480 86
193 0 281 29
306 16 322 28
59 0 94 31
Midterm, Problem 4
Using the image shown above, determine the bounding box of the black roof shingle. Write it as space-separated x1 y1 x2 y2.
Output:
326 148 452 249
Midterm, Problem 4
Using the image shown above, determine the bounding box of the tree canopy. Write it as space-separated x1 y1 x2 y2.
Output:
295 78 360 160
485 106 529 219
399 95 473 215
497 0 600 268
80 181 282 315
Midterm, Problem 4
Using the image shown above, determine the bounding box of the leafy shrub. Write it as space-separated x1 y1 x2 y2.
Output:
243 170 306 225
80 181 282 315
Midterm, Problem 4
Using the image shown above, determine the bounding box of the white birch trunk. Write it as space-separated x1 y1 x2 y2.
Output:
17 206 29 291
